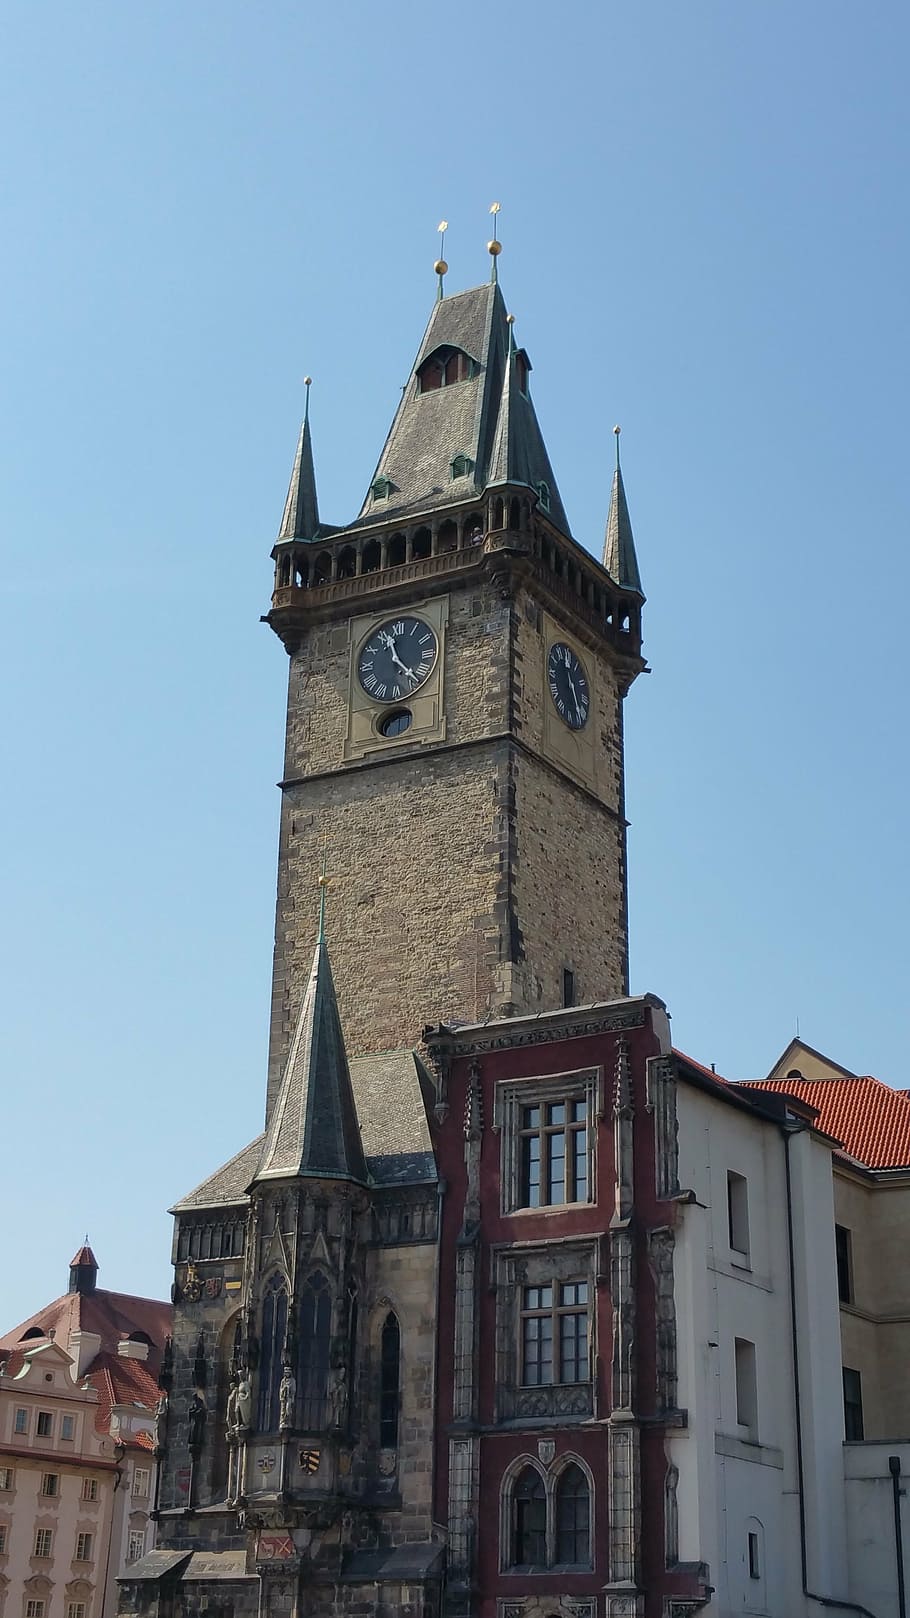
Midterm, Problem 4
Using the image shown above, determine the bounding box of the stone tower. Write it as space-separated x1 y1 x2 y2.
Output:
265 275 645 1103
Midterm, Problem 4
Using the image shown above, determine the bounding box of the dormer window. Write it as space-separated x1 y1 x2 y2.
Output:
515 349 531 397
450 454 473 480
371 476 393 502
417 345 474 393
537 481 551 512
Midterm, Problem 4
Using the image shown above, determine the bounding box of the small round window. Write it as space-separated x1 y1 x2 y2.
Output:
379 709 412 738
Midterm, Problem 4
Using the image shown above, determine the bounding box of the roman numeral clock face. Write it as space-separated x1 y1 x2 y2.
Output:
357 616 438 703
547 642 590 730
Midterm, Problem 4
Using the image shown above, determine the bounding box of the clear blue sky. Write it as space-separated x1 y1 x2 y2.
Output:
3 1 908 1325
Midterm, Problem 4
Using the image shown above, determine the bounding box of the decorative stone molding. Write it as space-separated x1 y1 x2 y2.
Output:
648 1227 677 1413
497 1601 596 1618
610 1227 636 1412
607 1421 641 1588
491 1241 597 1424
493 1066 602 1216
646 1056 679 1199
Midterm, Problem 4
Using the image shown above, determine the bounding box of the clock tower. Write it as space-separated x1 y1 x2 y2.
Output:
264 270 645 1103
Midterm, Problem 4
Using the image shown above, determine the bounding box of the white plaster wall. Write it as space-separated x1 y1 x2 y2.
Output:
673 1083 847 1616
844 1441 910 1618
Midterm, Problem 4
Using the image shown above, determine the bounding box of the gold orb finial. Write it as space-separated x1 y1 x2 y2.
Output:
488 239 502 256
304 376 313 387
435 221 449 298
434 258 448 275
506 312 515 325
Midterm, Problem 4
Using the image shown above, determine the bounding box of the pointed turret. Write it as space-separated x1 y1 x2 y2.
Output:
277 380 320 542
68 1241 98 1295
602 427 643 596
253 897 367 1187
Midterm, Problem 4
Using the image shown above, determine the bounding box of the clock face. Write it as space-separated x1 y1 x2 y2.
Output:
547 642 590 730
357 616 438 703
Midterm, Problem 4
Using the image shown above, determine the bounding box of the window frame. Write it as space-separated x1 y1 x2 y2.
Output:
81 1477 98 1502
36 1411 54 1439
127 1529 146 1563
68 1604 87 1618
14 1407 28 1435
74 1530 93 1562
494 1066 602 1217
132 1467 150 1497
843 1366 864 1440
40 1473 59 1498
34 1526 54 1558
726 1171 751 1265
835 1223 853 1304
0 1466 13 1490
734 1337 758 1440
0 1524 6 1554
500 1454 594 1572
26 1602 45 1618
491 1239 597 1423
520 1279 590 1388
60 1414 76 1442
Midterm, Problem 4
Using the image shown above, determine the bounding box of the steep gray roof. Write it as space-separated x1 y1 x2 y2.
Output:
602 456 643 596
170 1046 436 1212
354 282 570 536
277 410 320 542
253 931 368 1186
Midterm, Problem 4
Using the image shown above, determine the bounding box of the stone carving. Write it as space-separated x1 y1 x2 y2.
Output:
188 1392 206 1455
649 1228 677 1413
647 1055 680 1199
278 1361 296 1431
665 1461 679 1567
327 1364 347 1430
611 1227 636 1412
537 1439 555 1466
462 1059 483 1233
154 1390 168 1452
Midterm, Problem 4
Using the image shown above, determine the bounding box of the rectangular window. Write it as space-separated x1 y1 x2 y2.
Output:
843 1367 864 1440
81 1477 98 1502
0 1526 6 1553
748 1530 760 1579
68 1604 87 1618
36 1411 53 1438
562 968 576 1008
75 1531 93 1562
519 1098 588 1208
14 1407 28 1434
0 1466 12 1489
40 1473 59 1497
835 1224 853 1304
132 1467 150 1497
128 1529 146 1562
521 1281 589 1386
34 1527 54 1557
727 1171 750 1261
61 1414 76 1441
734 1337 758 1438
26 1603 45 1618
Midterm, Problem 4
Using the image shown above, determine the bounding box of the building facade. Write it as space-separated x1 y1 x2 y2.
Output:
0 1248 170 1618
114 261 910 1618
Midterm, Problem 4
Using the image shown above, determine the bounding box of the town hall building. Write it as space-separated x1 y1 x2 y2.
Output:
116 248 909 1618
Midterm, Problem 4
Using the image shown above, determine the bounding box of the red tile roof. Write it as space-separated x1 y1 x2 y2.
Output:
748 1075 910 1170
69 1243 98 1269
86 1352 161 1434
0 1288 171 1378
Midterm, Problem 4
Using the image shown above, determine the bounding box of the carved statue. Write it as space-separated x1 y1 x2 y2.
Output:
278 1360 296 1430
236 1370 252 1431
328 1363 347 1429
154 1390 169 1451
188 1391 206 1453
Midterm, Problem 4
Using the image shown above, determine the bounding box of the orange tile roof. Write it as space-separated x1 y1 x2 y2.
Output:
86 1353 161 1435
748 1075 910 1170
0 1288 171 1379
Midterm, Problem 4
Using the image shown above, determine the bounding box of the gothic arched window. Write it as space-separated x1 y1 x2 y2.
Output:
298 1271 331 1430
512 1466 547 1567
555 1463 591 1565
379 1311 400 1448
257 1275 287 1432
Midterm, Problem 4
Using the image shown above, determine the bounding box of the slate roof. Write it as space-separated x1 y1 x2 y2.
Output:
277 411 321 542
352 281 571 536
253 931 368 1186
171 1049 436 1211
747 1075 910 1170
603 453 643 595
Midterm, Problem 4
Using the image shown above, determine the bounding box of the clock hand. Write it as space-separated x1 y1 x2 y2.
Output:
567 673 583 722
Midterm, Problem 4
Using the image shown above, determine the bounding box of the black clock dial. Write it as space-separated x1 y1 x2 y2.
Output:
357 616 438 703
547 642 590 730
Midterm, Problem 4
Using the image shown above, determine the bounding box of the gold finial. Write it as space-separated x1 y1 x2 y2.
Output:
488 201 502 281
435 220 449 299
506 312 515 324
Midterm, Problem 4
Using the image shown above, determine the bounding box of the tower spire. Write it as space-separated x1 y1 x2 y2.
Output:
602 426 643 595
253 855 367 1187
435 220 448 301
277 378 320 542
488 202 502 283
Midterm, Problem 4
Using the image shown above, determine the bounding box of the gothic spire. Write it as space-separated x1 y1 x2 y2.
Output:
602 427 643 595
252 895 367 1187
277 379 320 542
355 281 571 538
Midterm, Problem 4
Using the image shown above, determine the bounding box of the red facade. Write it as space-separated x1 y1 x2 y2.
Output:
427 999 709 1618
